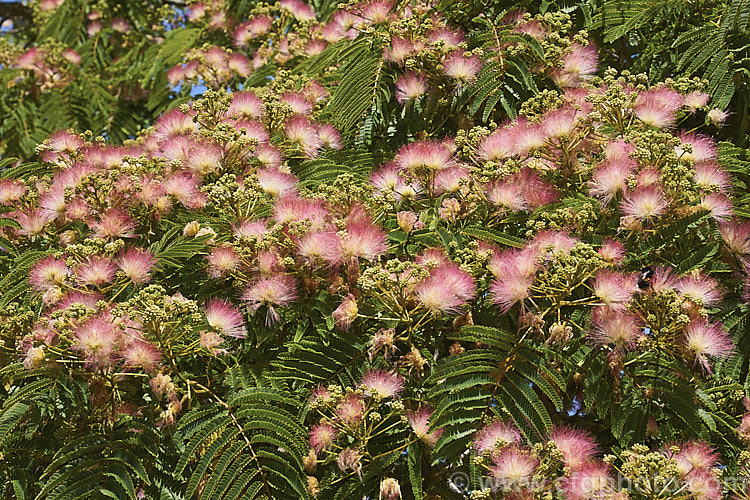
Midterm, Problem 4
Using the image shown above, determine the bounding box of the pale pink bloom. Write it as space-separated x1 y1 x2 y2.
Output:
87 21 102 36
396 211 418 232
228 53 251 77
514 168 560 208
117 247 157 284
685 470 722 500
317 124 342 149
675 133 717 163
541 107 578 138
361 369 404 398
242 275 298 324
360 0 393 22
443 51 482 82
605 139 635 161
206 246 240 278
699 193 732 221
707 108 730 126
428 27 465 46
490 263 536 313
683 319 733 372
206 298 247 338
306 39 327 56
551 42 598 87
111 17 130 33
228 91 266 119
298 231 343 266
274 195 328 228
341 221 387 261
511 118 546 156
14 209 54 236
489 447 538 489
529 230 578 258
30 256 68 292
23 346 45 370
337 447 362 479
61 49 81 65
53 291 102 312
396 140 455 173
598 238 625 265
204 46 228 73
396 72 427 103
371 164 407 200
279 0 316 21
385 36 415 64
591 270 636 309
0 179 27 205
693 161 730 192
257 249 284 275
549 426 597 471
285 116 322 157
672 441 718 475
407 407 443 448
90 209 136 238
684 91 710 110
154 109 197 138
164 173 205 208
281 91 313 115
200 331 225 355
335 394 364 426
477 127 514 161
434 166 469 194
560 463 615 500
233 15 273 47
121 339 161 373
474 420 521 455
720 220 750 254
310 423 337 454
254 144 284 168
589 159 635 203
73 315 120 369
488 181 528 212
257 168 297 197
186 143 222 175
233 220 268 240
76 256 117 286
416 263 476 314
47 130 84 155
649 266 678 293
620 186 667 221
633 87 683 128
675 274 721 307
589 310 642 350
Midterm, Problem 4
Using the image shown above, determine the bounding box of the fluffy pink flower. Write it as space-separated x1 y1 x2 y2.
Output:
279 0 316 20
434 167 469 194
719 220 750 254
341 221 387 261
14 209 54 236
672 441 718 475
589 159 636 203
281 91 313 115
228 91 266 119
92 209 137 239
121 339 161 373
683 319 733 372
337 447 362 478
228 53 251 77
371 164 406 197
699 193 732 221
335 394 364 426
415 262 476 314
541 107 579 138
675 133 717 163
273 195 328 229
206 298 247 338
560 463 615 500
649 266 678 293
549 426 597 471
285 116 322 157
186 143 223 175
685 470 722 500
0 179 27 205
490 253 537 312
155 109 197 138
333 294 358 331
396 72 427 103
477 127 514 161
254 144 284 168
551 42 598 87
693 161 731 192
443 51 482 82
117 247 157 284
30 256 68 292
675 274 722 307
511 119 546 156
76 256 117 286
633 87 683 128
684 91 710 109
620 186 668 221
396 140 455 173
73 315 120 369
589 309 642 351
297 231 342 266
530 230 579 257
361 369 404 398
242 276 298 324
591 270 636 309
206 246 240 278
598 238 626 265
407 407 443 448
474 420 521 455
310 423 337 454
317 124 342 149
488 180 529 212
257 168 297 197
489 447 538 489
